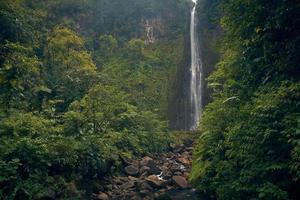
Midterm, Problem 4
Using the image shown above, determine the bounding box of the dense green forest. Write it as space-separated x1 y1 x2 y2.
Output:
1 0 300 199
191 0 300 199
0 0 189 199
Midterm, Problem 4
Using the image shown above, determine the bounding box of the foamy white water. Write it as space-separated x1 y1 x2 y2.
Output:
189 0 202 130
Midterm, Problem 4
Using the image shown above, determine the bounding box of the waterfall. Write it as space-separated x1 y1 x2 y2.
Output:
189 0 202 130
169 0 203 131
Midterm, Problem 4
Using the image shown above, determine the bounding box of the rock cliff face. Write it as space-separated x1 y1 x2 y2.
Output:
168 13 192 131
141 18 163 44
133 3 192 125
168 41 191 131
135 3 193 129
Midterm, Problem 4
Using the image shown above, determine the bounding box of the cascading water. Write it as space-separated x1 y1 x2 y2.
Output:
169 0 204 131
189 0 202 130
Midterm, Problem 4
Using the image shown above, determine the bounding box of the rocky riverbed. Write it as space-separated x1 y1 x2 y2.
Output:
91 139 199 200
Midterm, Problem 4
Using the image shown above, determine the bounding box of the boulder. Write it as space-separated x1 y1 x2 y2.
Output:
160 165 170 176
140 156 153 166
114 177 128 185
120 181 135 190
124 191 138 199
140 189 153 198
177 157 190 165
146 160 161 174
140 171 149 178
172 176 188 189
174 171 182 176
125 165 139 176
105 184 113 190
97 192 109 200
138 181 153 192
140 166 151 174
128 176 139 181
146 175 166 188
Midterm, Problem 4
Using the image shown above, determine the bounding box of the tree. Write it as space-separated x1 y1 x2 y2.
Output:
0 42 43 112
93 34 118 68
45 27 96 108
63 84 128 135
191 0 300 199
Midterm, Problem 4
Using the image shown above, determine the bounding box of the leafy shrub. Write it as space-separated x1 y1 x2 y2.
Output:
0 85 170 199
191 0 300 199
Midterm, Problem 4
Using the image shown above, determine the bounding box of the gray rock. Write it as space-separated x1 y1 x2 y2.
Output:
125 165 139 176
140 156 153 166
147 160 161 174
140 166 151 174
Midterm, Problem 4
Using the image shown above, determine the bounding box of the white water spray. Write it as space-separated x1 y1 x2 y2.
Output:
189 0 202 130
